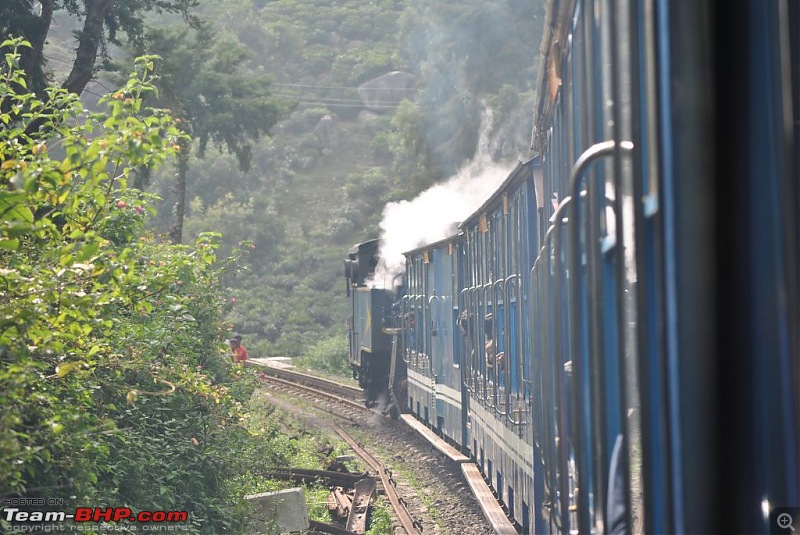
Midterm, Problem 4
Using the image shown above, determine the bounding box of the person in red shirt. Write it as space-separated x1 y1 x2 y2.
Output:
229 334 248 363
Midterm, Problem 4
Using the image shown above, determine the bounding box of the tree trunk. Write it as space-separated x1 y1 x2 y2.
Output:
62 0 114 95
18 0 55 94
168 138 190 245
132 166 151 190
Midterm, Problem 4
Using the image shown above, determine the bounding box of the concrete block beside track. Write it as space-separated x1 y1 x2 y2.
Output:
245 487 309 533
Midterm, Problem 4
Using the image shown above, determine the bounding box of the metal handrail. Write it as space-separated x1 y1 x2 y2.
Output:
528 199 573 511
559 151 632 404
504 274 528 426
400 295 411 365
460 287 475 394
492 278 507 417
482 281 495 408
567 139 634 534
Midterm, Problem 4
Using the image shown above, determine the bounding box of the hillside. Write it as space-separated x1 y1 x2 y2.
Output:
142 0 546 359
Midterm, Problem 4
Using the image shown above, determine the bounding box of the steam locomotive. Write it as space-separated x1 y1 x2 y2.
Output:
344 238 405 413
346 0 799 533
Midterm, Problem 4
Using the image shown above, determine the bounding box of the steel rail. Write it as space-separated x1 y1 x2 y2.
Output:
331 423 423 535
256 365 364 399
256 370 423 534
257 372 366 412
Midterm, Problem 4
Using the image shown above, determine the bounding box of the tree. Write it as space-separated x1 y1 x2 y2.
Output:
127 25 288 243
1 40 264 531
0 0 53 94
0 0 199 95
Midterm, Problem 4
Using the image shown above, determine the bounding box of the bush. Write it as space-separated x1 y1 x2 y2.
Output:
296 333 351 377
0 39 266 533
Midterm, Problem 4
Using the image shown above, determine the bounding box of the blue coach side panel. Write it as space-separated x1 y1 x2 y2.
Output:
403 251 433 424
458 157 540 532
529 1 799 533
403 236 465 446
429 238 463 447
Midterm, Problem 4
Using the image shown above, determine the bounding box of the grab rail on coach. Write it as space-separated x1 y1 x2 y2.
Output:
566 140 634 535
428 294 440 379
504 273 528 427
481 280 494 407
569 140 634 531
528 196 573 524
492 278 506 417
460 287 476 395
400 295 411 365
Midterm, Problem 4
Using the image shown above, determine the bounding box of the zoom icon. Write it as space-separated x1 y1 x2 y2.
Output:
772 507 800 534
779 513 795 531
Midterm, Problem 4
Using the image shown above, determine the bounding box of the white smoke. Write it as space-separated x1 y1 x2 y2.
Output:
368 108 514 289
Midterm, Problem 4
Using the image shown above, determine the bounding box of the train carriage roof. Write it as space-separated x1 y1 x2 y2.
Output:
401 156 540 259
402 232 461 259
531 0 576 153
458 156 540 231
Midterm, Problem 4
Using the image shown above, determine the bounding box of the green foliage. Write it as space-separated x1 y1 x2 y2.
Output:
344 168 391 204
366 501 394 535
0 38 265 533
207 0 407 86
1 0 200 94
295 333 351 377
134 24 289 173
234 390 350 488
301 44 339 77
329 43 400 86
183 193 285 262
139 0 543 363
284 107 332 135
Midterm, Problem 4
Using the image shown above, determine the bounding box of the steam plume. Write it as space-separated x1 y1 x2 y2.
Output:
369 109 513 289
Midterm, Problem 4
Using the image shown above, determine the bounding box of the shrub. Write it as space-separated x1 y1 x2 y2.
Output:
0 39 266 533
296 333 351 377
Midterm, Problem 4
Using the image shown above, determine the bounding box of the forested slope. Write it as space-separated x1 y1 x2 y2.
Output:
146 0 545 361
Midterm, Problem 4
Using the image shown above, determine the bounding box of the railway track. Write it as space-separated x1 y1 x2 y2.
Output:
331 423 422 535
257 368 366 413
257 364 364 401
255 366 424 535
254 363 504 534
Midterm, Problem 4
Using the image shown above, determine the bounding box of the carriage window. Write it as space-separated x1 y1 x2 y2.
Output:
486 218 494 283
510 197 520 275
496 210 505 280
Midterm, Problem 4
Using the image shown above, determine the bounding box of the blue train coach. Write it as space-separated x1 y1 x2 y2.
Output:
345 0 799 533
401 234 464 442
528 0 799 533
457 158 541 529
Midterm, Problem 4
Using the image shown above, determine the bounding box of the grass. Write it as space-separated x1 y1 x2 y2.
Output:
243 386 393 533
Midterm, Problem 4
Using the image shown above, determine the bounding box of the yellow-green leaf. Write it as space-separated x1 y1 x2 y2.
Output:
56 362 78 377
76 242 99 261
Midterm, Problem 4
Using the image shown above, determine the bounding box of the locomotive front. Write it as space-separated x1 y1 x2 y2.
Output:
344 240 405 412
